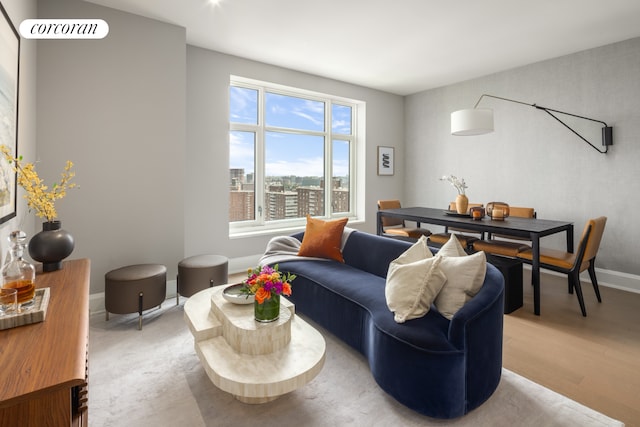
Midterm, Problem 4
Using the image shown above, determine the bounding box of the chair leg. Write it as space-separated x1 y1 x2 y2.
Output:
138 292 144 330
588 260 602 303
568 277 574 295
176 274 180 306
571 273 587 317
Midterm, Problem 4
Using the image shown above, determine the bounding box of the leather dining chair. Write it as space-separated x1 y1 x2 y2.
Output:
428 202 483 250
472 206 537 257
377 200 431 240
516 216 607 317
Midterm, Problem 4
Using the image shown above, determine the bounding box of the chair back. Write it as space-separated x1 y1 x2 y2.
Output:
579 217 607 269
508 207 536 219
378 200 404 227
448 202 483 212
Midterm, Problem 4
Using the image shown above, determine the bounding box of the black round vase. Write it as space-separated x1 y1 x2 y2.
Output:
28 220 75 272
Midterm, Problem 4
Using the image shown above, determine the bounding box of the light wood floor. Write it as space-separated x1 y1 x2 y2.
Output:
231 270 640 425
504 270 640 426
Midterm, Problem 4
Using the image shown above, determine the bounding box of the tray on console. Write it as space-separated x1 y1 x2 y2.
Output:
0 287 50 330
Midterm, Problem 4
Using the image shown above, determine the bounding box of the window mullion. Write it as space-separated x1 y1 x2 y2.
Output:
255 87 266 225
325 102 332 217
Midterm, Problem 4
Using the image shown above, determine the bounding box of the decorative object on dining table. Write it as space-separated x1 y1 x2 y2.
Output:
241 264 295 323
1 230 36 308
469 206 485 220
0 145 77 271
486 202 510 221
440 175 468 214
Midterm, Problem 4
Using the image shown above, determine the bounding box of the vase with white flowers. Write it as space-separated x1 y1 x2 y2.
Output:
440 175 469 214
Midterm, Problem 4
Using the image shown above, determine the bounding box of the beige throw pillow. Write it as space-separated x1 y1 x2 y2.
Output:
385 236 447 323
434 235 487 320
438 233 468 257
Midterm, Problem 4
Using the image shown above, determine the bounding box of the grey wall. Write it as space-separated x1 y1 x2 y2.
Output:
1 0 37 254
405 38 640 279
185 47 405 264
37 0 186 294
34 0 405 297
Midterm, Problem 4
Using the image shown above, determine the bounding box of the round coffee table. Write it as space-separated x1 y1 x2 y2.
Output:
184 285 326 403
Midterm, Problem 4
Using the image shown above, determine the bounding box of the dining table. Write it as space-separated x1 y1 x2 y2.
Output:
377 207 574 315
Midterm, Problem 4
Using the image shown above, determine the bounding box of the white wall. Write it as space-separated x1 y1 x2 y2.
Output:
37 0 186 294
405 38 640 285
185 47 405 268
0 0 37 255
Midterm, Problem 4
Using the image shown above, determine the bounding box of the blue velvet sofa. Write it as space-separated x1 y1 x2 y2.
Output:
276 230 504 419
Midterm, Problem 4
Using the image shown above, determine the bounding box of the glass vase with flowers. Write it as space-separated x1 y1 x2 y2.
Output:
242 264 295 322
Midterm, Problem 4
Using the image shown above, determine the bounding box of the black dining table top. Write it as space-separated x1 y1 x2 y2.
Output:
378 207 573 238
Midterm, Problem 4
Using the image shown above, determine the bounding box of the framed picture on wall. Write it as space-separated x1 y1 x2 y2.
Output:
377 146 394 176
0 1 19 225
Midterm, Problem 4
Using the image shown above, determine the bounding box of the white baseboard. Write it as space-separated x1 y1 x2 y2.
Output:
89 257 640 315
582 267 640 294
523 264 640 294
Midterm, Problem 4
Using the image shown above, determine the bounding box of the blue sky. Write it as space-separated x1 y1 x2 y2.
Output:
230 87 351 177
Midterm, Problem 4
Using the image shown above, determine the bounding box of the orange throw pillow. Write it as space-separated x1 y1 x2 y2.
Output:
298 215 349 262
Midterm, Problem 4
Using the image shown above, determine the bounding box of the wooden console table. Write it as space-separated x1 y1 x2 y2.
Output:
0 258 90 427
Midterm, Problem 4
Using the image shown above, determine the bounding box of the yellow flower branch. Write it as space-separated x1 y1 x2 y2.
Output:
1 145 77 222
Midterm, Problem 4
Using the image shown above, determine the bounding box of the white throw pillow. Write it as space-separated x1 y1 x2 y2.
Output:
438 233 468 257
385 236 447 323
434 236 487 320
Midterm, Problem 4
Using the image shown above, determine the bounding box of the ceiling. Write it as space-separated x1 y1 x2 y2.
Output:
84 0 640 95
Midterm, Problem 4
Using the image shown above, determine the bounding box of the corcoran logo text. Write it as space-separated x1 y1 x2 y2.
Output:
19 19 109 39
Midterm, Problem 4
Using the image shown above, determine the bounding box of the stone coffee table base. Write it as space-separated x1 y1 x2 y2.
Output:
184 286 326 404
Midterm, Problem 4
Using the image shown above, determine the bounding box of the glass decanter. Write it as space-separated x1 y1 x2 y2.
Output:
1 231 36 308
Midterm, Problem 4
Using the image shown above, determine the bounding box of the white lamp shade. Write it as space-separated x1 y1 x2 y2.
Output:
451 108 494 136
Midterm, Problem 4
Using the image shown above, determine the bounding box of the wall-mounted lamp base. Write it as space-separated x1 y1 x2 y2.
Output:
603 126 613 146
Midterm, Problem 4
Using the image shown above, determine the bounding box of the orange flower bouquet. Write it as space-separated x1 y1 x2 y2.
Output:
242 264 295 322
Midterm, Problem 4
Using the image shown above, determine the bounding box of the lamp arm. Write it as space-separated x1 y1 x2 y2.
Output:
539 108 609 154
473 94 534 109
474 94 612 154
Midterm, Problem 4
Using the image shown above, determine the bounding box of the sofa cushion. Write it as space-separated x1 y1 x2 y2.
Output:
385 236 447 323
434 236 487 320
298 215 349 262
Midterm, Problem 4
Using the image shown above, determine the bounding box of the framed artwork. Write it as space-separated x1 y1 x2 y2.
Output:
377 146 394 176
0 1 19 224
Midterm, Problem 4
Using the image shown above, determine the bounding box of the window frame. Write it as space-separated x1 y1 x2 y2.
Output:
229 76 363 237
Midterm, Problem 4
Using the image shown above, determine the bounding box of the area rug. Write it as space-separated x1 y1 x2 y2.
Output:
89 300 624 427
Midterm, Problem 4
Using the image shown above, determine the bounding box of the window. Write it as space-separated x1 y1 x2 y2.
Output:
229 77 362 235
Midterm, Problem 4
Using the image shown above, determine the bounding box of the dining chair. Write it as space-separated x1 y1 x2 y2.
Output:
516 216 607 317
472 206 536 257
428 202 484 250
377 200 432 240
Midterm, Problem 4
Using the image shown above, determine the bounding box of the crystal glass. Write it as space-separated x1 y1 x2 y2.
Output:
1 231 36 308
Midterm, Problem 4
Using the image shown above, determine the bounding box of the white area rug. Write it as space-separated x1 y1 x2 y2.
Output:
89 300 624 427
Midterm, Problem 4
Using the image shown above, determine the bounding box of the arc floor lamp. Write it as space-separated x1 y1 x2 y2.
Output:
451 94 613 154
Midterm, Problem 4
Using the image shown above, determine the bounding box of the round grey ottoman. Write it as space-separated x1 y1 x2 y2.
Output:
177 255 228 304
105 264 167 330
